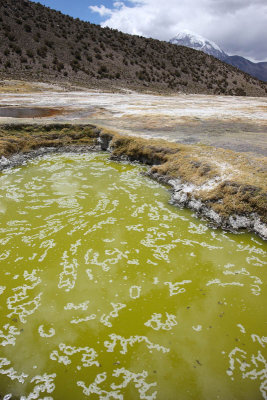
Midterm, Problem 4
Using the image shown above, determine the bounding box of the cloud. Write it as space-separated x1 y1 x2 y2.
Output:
89 0 267 62
89 5 112 17
113 1 125 7
89 1 125 17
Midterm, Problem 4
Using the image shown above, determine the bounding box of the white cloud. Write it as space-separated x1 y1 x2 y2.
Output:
89 5 112 17
89 0 267 62
113 1 125 7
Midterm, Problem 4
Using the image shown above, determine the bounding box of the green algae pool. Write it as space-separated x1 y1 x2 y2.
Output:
0 152 266 400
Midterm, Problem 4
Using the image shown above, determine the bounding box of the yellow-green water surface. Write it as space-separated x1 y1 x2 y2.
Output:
0 152 266 400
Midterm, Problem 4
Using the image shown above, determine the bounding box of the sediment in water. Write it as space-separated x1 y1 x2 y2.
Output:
0 123 266 239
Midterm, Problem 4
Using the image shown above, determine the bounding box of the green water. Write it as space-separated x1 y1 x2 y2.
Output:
0 152 266 400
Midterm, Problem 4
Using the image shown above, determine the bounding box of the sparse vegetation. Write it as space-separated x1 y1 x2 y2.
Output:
0 0 266 95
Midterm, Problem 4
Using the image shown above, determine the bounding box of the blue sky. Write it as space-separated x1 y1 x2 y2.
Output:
31 0 105 24
31 0 267 62
31 0 123 24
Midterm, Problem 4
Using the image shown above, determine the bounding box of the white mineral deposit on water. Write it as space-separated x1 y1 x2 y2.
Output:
0 152 266 399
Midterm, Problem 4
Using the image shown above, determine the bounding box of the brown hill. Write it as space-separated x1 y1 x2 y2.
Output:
0 0 266 96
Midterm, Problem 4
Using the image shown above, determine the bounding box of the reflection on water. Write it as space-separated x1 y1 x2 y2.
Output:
0 107 62 118
0 153 266 399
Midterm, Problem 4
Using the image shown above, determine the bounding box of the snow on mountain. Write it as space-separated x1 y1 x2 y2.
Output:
170 30 228 61
170 30 267 81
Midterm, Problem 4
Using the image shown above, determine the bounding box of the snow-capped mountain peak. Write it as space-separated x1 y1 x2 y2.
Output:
170 30 227 61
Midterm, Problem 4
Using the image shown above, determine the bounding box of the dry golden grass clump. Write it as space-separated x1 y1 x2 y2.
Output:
0 124 99 156
101 130 219 183
203 182 267 222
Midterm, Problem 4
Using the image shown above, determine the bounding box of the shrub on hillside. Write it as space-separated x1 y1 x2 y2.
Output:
24 24 32 32
26 50 34 58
